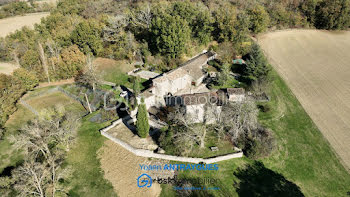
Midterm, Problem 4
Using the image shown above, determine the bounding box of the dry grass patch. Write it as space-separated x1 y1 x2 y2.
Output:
94 58 134 73
94 57 136 87
106 123 158 150
99 140 163 197
0 62 19 75
0 12 49 37
26 91 85 113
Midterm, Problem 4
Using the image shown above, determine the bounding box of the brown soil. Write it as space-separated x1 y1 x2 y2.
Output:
258 29 350 169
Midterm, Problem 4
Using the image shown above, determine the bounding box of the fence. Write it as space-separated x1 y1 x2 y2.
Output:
20 86 89 116
19 100 39 116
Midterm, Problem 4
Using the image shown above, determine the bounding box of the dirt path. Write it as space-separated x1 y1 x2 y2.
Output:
0 12 49 37
36 78 74 88
98 140 163 197
258 29 350 170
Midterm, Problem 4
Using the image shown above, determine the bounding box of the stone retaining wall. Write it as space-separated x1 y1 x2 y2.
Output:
100 119 243 164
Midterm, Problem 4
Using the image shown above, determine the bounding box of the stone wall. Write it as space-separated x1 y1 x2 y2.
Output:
100 119 243 164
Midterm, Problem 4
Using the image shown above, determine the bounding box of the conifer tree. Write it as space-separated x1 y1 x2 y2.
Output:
136 98 149 138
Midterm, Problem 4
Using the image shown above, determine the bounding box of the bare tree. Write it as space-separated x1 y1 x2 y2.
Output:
129 4 152 29
75 55 100 92
251 78 270 95
46 39 61 73
10 106 79 197
46 39 61 59
38 42 50 83
103 15 128 42
12 158 48 197
10 41 25 66
204 103 226 140
169 107 207 151
220 101 258 143
12 151 72 197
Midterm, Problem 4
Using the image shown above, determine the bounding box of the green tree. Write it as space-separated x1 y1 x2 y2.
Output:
217 63 232 87
36 13 80 47
20 49 40 71
248 6 270 34
132 76 141 97
244 44 271 82
213 5 237 42
71 20 103 55
172 1 197 25
12 68 39 91
193 8 214 45
150 13 191 58
300 0 318 24
57 45 86 79
0 69 38 126
233 12 250 55
136 99 149 138
166 1 213 45
315 0 350 29
0 2 32 18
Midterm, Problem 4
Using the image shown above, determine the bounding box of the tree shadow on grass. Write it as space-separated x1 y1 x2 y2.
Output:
234 161 304 197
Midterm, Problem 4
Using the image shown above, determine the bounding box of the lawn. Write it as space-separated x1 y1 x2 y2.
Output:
0 86 116 196
26 91 86 114
160 70 350 196
66 113 117 197
163 129 239 159
95 58 148 90
0 88 86 174
259 70 350 196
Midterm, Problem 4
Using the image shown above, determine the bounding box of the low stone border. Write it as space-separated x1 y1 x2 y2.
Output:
100 119 243 164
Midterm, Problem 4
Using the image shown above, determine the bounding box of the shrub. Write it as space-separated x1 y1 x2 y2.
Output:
257 104 271 113
238 127 275 159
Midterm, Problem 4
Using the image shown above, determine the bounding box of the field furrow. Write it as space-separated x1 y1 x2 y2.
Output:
258 30 350 170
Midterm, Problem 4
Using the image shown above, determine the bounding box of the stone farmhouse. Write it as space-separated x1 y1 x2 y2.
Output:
140 51 216 109
137 51 245 123
165 88 245 123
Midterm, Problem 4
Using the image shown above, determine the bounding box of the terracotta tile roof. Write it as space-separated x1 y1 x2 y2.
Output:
166 68 188 81
181 52 215 80
153 51 216 83
152 74 167 83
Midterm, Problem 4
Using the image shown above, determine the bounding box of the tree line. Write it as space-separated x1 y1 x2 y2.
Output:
0 1 54 19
